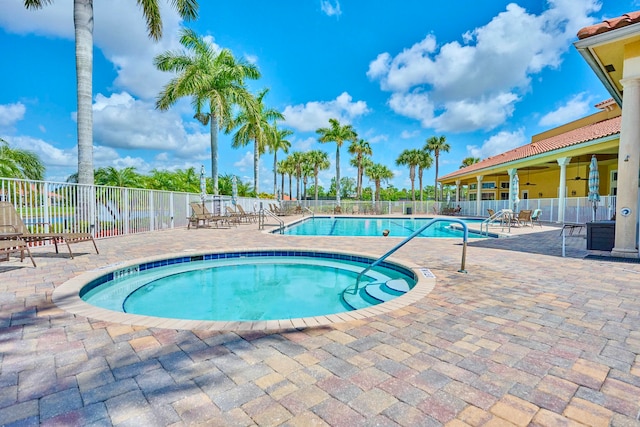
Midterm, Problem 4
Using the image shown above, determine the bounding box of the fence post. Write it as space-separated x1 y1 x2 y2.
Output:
149 191 155 232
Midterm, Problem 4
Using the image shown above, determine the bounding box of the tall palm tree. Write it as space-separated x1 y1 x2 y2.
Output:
269 125 292 196
348 138 372 200
316 118 357 206
424 135 450 202
365 163 394 202
305 150 330 201
460 157 480 168
417 150 433 202
288 151 305 201
0 138 45 180
282 156 296 200
230 89 284 195
155 28 258 195
25 0 198 185
276 159 286 200
395 148 423 201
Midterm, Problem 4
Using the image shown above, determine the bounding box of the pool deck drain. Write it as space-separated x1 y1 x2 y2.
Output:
0 217 639 426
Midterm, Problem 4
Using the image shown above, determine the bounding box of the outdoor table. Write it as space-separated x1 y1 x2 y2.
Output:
561 223 585 257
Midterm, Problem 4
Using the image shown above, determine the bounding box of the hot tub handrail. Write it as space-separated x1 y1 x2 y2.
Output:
347 218 468 296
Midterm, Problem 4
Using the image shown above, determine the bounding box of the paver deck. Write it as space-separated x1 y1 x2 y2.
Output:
0 216 638 426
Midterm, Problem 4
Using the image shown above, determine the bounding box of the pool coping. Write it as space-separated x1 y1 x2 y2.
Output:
52 246 436 331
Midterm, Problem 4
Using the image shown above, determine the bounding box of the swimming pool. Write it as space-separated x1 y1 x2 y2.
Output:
54 249 435 330
282 216 486 238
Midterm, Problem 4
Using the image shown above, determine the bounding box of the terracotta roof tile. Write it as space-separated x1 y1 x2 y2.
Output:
441 115 620 180
577 11 640 39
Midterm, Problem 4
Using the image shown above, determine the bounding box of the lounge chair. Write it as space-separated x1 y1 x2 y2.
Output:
487 208 496 218
226 206 247 224
531 209 543 227
516 209 533 227
269 203 286 216
0 236 36 267
236 205 258 223
0 201 98 259
189 202 229 228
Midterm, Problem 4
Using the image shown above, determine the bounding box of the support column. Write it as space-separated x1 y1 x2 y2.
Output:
455 180 461 203
507 168 516 211
476 175 483 216
557 157 571 223
613 76 640 257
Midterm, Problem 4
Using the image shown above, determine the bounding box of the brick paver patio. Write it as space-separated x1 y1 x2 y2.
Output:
1 218 638 426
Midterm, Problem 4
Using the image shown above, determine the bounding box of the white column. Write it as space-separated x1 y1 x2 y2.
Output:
455 179 461 203
476 175 483 216
613 76 640 257
507 168 516 211
557 157 571 223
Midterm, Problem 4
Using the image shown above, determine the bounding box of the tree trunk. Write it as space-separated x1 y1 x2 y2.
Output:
210 114 219 195
253 138 259 195
273 152 277 196
75 0 94 185
314 171 319 201
434 154 439 202
335 146 341 205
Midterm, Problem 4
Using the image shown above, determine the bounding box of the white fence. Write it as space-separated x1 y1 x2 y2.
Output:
0 178 266 239
1 177 616 241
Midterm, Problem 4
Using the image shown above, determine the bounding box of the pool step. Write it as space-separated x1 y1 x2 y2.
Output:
343 279 410 309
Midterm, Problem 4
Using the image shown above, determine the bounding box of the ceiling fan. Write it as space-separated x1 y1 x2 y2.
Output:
522 169 536 186
573 160 588 181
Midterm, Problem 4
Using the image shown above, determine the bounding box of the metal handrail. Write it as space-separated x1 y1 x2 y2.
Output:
345 218 469 296
258 209 284 233
480 210 511 235
302 206 314 217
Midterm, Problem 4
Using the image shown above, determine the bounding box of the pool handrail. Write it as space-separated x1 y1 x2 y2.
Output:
259 208 284 233
480 209 511 235
347 218 468 296
302 206 314 217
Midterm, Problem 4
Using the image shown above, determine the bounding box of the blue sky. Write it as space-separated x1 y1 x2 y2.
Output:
1 0 639 192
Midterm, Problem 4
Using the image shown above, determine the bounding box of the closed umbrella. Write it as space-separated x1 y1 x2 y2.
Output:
231 175 238 206
588 155 600 221
200 165 207 207
511 173 520 212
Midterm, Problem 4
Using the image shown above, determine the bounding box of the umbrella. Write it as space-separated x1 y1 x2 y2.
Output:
588 155 600 221
199 165 207 205
231 175 238 206
511 173 520 211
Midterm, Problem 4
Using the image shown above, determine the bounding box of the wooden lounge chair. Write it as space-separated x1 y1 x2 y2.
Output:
0 201 98 259
0 237 36 267
189 202 229 228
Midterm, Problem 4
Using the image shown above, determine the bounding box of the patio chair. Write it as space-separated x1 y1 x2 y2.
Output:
487 208 496 218
0 237 36 267
236 205 258 223
0 201 99 259
269 203 286 216
531 209 543 227
516 209 533 227
226 206 246 224
189 202 229 228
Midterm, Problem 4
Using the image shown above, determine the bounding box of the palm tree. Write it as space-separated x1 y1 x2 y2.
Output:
229 89 284 195
365 163 394 202
460 157 480 168
282 156 296 200
94 166 141 188
276 159 288 200
0 138 45 180
316 118 357 206
424 135 450 201
305 150 330 201
348 138 372 199
155 28 258 195
269 125 292 196
417 150 433 202
25 1 198 185
288 151 305 201
395 149 423 201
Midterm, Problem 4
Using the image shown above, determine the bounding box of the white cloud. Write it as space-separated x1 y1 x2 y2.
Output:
293 137 316 152
234 151 254 171
538 93 592 127
320 0 342 17
0 102 26 127
6 135 76 168
283 92 369 132
367 0 602 132
466 129 526 160
400 130 420 139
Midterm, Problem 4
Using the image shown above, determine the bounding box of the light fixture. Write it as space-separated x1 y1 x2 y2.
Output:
624 155 630 162
571 190 577 196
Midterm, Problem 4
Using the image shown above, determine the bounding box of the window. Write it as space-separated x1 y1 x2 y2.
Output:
500 182 510 189
481 192 495 201
500 192 509 200
469 193 477 201
469 183 477 190
481 181 496 189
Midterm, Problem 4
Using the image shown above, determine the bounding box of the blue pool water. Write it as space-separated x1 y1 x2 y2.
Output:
282 217 485 238
81 251 416 321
